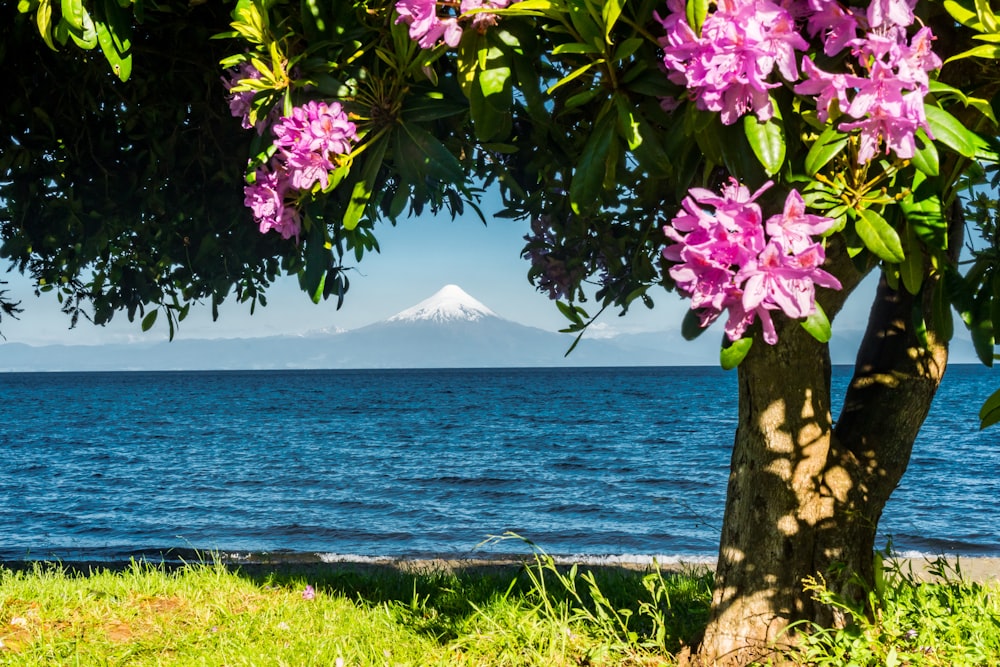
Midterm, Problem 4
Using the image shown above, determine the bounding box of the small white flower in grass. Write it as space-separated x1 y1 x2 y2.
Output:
277 621 290 631
10 617 27 627
335 658 344 667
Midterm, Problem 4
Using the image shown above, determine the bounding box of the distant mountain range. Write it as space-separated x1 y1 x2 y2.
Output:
0 284 980 371
0 285 713 371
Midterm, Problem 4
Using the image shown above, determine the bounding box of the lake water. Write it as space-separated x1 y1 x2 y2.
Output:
1 366 997 564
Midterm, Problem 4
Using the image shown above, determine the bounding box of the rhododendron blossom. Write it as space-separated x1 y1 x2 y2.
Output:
244 166 302 240
395 0 518 49
222 62 266 133
656 0 808 125
272 100 357 191
663 180 841 345
797 0 940 163
237 100 358 241
657 0 942 162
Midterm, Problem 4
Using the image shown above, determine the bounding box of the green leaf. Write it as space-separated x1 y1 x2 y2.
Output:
856 208 905 263
899 174 948 251
681 308 708 341
614 94 642 150
93 0 132 80
944 265 975 326
601 0 623 41
932 279 954 342
910 131 939 176
800 302 832 343
140 309 158 332
944 0 983 28
552 42 600 55
899 225 924 295
612 37 644 63
971 293 995 365
945 43 1000 64
36 0 57 50
343 136 389 231
924 104 995 159
565 88 601 110
546 60 599 94
470 81 511 142
720 337 753 370
992 272 1000 336
67 7 97 49
686 0 709 35
804 125 848 175
975 0 999 31
299 221 329 304
979 387 1000 429
479 62 511 99
397 122 464 184
60 0 83 31
566 0 603 48
743 109 785 176
556 300 588 325
569 109 615 214
912 300 929 347
401 92 467 122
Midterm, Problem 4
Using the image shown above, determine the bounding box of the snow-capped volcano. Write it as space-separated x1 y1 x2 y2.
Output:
387 284 499 323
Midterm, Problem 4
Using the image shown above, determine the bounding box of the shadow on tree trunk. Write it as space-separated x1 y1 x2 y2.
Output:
692 242 953 666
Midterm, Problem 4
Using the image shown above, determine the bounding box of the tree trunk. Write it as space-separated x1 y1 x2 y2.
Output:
697 322 840 665
696 255 952 665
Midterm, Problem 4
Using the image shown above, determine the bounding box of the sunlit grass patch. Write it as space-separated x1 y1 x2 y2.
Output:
0 556 712 666
788 556 1000 667
5 552 995 666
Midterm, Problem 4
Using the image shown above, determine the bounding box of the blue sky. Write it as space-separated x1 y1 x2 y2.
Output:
1 208 699 346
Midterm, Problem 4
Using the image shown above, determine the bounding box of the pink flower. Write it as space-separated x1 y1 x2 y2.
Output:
395 0 463 48
222 62 266 133
395 0 517 48
461 0 513 31
302 585 316 600
796 8 939 164
244 167 302 241
765 190 836 252
805 0 861 55
664 181 841 345
273 102 356 167
270 100 356 192
656 0 807 125
794 59 859 123
867 0 916 29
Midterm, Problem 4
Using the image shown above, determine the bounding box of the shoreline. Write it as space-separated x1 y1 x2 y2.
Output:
3 554 998 584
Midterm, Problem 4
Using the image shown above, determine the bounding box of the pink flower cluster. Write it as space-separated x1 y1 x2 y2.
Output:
657 0 941 163
222 62 266 134
796 0 941 163
657 0 808 125
242 100 358 240
663 179 842 345
395 0 517 49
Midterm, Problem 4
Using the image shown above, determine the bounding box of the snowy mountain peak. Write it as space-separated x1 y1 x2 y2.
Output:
387 284 499 323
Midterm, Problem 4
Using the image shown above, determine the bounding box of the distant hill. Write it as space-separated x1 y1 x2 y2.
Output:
0 284 981 371
0 285 711 371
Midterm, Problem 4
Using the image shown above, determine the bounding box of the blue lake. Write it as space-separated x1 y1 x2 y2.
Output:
1 366 997 563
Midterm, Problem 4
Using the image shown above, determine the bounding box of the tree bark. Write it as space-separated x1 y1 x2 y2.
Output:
697 322 840 665
695 245 952 665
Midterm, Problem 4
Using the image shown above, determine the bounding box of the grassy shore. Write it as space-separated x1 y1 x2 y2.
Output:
1 554 999 666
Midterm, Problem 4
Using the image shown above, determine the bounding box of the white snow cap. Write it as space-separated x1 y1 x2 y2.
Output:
388 284 498 323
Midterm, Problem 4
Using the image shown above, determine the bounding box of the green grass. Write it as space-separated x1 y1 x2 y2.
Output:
2 552 999 666
0 556 712 666
788 556 1000 667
